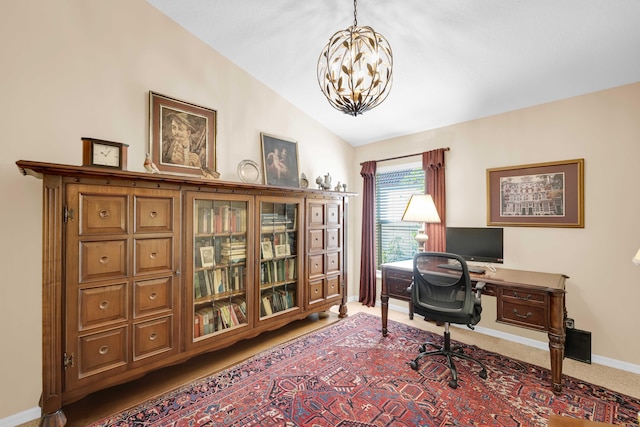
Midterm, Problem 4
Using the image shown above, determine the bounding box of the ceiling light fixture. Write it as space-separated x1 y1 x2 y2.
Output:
317 0 393 116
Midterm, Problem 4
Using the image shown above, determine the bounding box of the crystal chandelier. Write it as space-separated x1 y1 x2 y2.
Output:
317 0 393 116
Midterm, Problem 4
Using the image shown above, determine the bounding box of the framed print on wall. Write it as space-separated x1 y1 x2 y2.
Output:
149 91 217 176
261 133 300 188
487 158 584 227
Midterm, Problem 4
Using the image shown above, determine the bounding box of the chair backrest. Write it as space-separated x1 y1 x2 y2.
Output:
412 252 480 325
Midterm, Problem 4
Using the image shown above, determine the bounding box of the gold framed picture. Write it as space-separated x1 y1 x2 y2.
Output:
487 159 584 227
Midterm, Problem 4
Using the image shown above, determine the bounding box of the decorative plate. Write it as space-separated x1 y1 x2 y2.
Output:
237 159 261 183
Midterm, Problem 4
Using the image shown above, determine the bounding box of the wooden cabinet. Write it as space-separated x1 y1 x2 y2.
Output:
306 199 343 309
17 161 351 426
64 184 181 394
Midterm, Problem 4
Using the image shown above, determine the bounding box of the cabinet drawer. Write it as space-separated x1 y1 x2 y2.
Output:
308 254 324 276
308 203 324 226
498 300 547 330
79 194 128 235
134 277 173 318
308 229 324 252
79 284 127 329
78 327 127 378
80 240 127 282
326 275 340 298
326 252 340 274
133 316 173 360
308 278 324 303
134 238 173 275
135 196 174 233
326 203 340 225
326 228 340 250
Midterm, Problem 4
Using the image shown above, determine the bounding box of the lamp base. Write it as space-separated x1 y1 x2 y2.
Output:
415 231 429 252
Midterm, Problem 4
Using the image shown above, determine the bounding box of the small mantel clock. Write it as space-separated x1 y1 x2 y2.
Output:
82 137 128 170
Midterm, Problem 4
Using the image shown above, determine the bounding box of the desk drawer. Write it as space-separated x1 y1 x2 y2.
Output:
384 270 412 301
497 287 548 330
498 301 547 330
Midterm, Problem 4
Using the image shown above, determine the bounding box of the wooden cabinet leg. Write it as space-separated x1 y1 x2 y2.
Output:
40 409 67 427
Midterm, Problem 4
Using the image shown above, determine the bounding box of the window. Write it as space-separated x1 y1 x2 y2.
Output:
376 167 425 267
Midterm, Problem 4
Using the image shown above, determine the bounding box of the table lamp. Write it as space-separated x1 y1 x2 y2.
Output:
633 248 640 265
401 194 441 252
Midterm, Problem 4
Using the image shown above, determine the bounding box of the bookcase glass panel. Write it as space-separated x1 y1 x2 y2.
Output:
193 199 248 340
260 201 298 318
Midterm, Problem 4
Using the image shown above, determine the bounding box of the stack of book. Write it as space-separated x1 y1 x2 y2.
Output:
220 240 246 264
261 213 292 232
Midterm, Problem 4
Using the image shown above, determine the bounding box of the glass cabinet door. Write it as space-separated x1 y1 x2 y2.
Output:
188 194 252 342
258 198 302 319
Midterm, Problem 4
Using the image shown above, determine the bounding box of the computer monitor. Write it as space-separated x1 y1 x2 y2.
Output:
445 227 504 264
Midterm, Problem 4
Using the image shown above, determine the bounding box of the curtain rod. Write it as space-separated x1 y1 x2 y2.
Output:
359 147 450 165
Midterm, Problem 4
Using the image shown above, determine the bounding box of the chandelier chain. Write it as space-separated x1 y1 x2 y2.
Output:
353 0 358 27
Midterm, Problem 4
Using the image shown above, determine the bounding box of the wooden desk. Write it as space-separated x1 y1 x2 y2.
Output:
380 259 568 393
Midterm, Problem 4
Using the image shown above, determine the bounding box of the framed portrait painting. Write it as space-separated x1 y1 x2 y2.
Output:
149 91 217 176
487 159 584 227
261 133 300 188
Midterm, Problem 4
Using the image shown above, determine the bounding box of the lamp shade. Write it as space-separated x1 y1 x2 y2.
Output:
401 194 441 224
633 248 640 266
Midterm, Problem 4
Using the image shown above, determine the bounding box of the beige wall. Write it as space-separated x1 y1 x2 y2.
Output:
3 0 640 422
0 0 355 420
351 82 640 368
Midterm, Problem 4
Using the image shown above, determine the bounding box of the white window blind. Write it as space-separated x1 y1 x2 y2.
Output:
376 167 425 267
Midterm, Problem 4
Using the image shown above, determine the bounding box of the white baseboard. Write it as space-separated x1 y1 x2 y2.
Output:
0 407 40 427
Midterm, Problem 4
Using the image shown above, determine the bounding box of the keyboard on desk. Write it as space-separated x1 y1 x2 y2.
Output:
437 263 486 274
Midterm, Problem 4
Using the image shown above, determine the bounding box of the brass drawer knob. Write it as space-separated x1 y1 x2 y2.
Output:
99 300 109 310
99 345 109 355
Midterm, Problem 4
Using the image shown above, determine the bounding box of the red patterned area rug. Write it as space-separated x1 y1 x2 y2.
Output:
90 312 640 426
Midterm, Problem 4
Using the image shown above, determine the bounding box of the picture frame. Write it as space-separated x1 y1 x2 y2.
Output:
261 133 300 187
487 158 584 227
150 91 217 176
261 241 274 260
199 246 215 268
275 244 288 258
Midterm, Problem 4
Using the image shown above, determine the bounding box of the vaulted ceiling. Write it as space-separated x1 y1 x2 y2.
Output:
146 1 640 146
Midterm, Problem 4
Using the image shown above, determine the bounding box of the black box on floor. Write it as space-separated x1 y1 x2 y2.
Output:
565 328 591 364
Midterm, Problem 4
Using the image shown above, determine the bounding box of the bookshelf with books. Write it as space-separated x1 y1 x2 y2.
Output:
188 194 252 344
18 160 351 426
258 197 302 320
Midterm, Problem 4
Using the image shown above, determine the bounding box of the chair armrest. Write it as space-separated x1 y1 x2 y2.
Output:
406 281 413 294
475 281 486 300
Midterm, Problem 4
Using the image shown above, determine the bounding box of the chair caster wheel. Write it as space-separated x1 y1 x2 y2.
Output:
448 380 458 389
419 344 426 352
479 369 487 379
409 360 419 371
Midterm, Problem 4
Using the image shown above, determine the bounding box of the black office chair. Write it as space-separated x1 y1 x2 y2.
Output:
408 251 487 388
